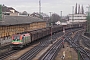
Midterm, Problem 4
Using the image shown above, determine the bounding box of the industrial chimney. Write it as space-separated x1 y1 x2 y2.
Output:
75 3 77 14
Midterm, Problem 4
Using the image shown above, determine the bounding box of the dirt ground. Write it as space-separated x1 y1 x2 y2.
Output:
55 42 78 60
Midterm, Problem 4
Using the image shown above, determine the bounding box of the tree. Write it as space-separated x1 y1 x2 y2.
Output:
0 5 2 20
86 6 90 32
49 13 60 25
22 11 28 15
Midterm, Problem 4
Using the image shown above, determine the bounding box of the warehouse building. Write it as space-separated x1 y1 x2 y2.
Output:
0 15 46 47
0 15 46 38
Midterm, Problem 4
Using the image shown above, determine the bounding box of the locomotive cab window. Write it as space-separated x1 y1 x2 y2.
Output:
13 35 20 41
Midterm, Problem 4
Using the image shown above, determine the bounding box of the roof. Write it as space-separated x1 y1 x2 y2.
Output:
8 7 19 13
2 6 11 12
0 16 45 26
2 6 19 13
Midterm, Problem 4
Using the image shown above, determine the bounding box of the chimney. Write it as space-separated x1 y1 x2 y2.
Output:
75 3 77 14
81 5 84 14
78 4 80 14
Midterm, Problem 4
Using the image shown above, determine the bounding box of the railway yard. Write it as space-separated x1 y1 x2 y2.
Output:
0 1 90 60
0 27 90 60
0 10 89 60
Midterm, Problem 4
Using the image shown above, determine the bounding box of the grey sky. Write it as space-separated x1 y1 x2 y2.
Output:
0 0 90 16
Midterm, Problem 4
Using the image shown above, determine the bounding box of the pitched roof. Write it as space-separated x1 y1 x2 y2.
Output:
2 6 19 13
0 16 45 26
2 6 10 12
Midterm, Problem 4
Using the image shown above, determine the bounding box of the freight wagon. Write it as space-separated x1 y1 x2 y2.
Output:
11 25 63 48
10 22 85 48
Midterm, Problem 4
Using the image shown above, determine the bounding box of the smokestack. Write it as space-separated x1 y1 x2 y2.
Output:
75 3 77 14
78 4 80 14
81 5 84 14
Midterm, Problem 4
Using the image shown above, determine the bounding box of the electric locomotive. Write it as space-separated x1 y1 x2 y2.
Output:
11 33 31 48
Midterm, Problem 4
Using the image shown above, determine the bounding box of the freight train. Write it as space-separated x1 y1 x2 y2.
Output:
11 25 63 48
10 23 85 48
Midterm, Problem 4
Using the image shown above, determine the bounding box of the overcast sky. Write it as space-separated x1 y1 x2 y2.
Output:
0 0 90 16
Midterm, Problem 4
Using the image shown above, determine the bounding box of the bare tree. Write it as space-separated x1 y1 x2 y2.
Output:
49 13 61 25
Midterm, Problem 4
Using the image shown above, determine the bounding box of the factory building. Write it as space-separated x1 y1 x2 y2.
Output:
68 3 87 23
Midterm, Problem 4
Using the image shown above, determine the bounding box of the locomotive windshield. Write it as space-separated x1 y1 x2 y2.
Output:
13 35 20 41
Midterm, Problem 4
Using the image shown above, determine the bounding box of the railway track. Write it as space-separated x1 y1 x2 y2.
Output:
81 35 90 48
66 29 90 60
0 28 82 60
39 28 82 60
39 38 63 60
18 29 81 60
17 31 64 60
0 50 18 60
0 29 63 60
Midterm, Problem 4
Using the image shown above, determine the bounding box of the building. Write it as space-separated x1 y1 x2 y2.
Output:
0 16 46 38
2 5 19 16
68 3 87 23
